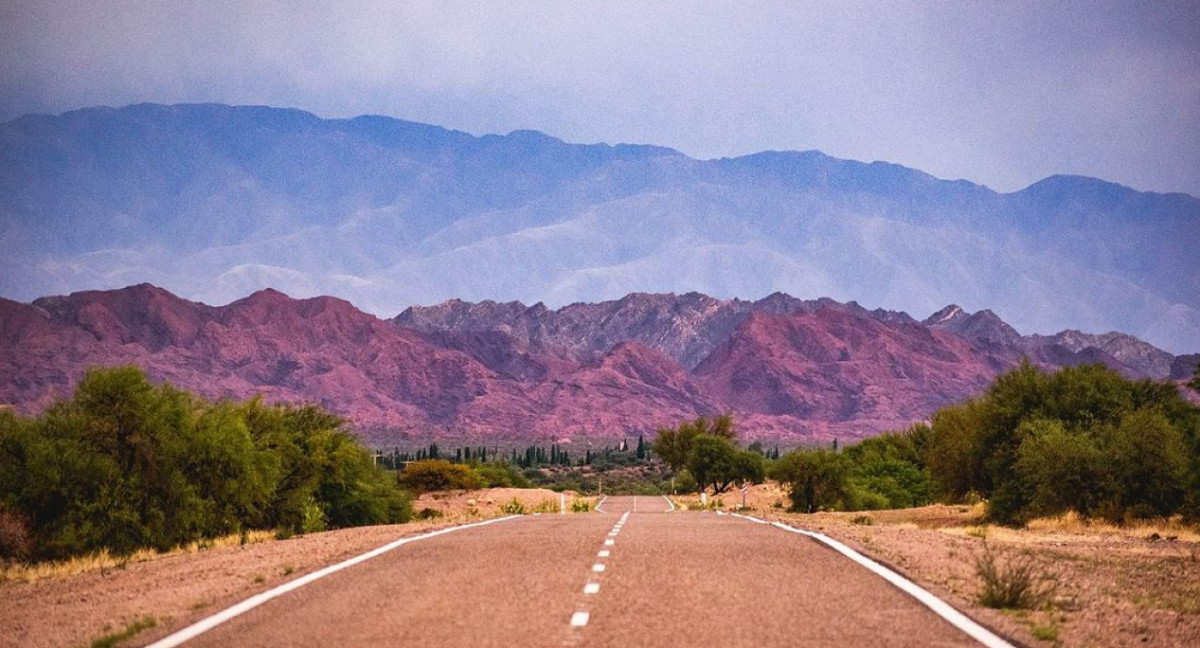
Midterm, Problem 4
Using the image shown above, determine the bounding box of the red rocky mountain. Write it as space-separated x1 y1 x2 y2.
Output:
2 284 1195 447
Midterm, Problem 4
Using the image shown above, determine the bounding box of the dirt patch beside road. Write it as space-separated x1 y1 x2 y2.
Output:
695 486 1200 648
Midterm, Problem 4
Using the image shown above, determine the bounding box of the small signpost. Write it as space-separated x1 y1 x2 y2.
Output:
560 492 566 515
700 491 708 510
740 482 748 510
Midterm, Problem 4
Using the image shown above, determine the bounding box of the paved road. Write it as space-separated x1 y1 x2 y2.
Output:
165 496 995 647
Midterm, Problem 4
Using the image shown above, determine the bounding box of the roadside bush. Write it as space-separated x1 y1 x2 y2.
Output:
928 362 1200 524
0 367 412 561
975 539 1057 609
770 448 851 513
417 507 444 520
397 459 484 492
473 461 532 489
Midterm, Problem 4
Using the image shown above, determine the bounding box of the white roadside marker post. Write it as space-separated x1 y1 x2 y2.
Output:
561 492 566 515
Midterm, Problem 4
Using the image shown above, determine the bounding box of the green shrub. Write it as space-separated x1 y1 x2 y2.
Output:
473 462 531 488
570 499 591 512
416 507 443 520
300 498 327 534
397 460 484 492
500 497 526 514
770 449 851 512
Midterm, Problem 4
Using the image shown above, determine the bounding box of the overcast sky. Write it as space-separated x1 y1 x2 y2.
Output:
2 1 1197 196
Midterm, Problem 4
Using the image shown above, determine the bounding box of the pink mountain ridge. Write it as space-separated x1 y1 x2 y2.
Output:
2 284 1195 448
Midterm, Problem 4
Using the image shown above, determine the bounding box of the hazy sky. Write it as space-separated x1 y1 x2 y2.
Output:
2 1 1197 196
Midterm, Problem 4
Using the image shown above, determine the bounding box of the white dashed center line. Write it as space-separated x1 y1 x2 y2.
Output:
566 506 633 644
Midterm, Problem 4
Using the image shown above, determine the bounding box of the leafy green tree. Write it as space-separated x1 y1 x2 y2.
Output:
927 403 985 501
770 449 851 513
652 414 735 471
686 434 764 494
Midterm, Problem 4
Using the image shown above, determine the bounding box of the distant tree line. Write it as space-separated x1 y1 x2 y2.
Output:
379 438 651 471
0 367 412 563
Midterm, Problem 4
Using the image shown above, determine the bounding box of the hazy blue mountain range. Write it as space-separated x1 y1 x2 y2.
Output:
2 103 1197 353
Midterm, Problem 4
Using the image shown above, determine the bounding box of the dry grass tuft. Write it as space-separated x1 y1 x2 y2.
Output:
1025 511 1200 542
975 538 1058 610
0 529 275 584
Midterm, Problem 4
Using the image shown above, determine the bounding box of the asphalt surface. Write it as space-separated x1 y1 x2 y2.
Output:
172 496 990 647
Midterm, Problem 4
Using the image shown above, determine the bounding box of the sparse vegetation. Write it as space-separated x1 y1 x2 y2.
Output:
87 616 156 648
1030 622 1059 642
500 497 526 515
416 507 444 520
975 538 1057 610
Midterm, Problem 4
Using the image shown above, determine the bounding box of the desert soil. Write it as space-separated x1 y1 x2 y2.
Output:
708 484 1200 648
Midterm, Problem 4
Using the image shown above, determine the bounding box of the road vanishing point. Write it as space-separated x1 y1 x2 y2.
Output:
148 496 1012 648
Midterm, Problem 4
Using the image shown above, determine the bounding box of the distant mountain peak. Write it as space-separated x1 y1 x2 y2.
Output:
927 304 965 324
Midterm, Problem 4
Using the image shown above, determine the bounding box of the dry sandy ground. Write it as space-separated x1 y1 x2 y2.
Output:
0 487 580 648
698 484 1200 648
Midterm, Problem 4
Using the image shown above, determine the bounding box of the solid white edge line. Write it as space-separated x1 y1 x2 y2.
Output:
661 495 675 512
595 495 608 512
729 515 1015 648
144 516 521 648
